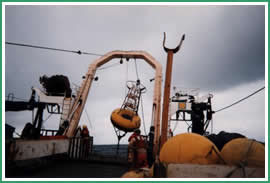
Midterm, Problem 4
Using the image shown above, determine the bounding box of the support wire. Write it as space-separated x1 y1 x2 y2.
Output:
215 86 265 113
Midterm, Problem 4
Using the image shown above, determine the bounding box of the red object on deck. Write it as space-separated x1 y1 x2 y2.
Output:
40 135 68 140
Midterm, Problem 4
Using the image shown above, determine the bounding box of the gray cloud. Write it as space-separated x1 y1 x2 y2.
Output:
4 5 266 144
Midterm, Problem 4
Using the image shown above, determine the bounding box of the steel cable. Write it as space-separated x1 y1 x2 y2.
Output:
6 41 103 56
215 86 265 113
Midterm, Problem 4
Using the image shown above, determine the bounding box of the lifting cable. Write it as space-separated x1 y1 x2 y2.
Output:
5 41 103 57
215 86 265 113
134 58 147 136
125 59 129 96
134 58 139 80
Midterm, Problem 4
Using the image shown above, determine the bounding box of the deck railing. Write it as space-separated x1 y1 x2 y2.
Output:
68 137 93 160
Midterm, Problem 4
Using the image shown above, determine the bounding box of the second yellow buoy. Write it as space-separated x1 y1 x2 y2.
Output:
221 138 265 167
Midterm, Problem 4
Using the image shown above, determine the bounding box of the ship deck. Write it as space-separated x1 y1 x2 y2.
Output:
7 159 129 178
6 145 129 178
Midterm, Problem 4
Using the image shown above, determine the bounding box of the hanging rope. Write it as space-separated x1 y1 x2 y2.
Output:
134 58 139 80
85 109 93 129
140 95 147 136
215 86 265 113
172 121 178 133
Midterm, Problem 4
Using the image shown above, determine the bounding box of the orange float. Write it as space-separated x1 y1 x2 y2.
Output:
160 133 222 165
111 108 141 132
221 138 265 167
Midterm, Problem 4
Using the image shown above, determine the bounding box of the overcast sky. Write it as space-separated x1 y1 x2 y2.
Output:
4 4 266 144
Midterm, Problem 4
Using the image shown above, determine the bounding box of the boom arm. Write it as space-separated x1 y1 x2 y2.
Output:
64 51 162 155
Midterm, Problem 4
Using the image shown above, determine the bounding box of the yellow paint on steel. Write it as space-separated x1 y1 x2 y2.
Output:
160 133 222 164
221 138 265 167
111 108 141 132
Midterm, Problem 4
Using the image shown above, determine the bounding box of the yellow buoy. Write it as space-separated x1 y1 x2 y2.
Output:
111 108 141 132
121 170 145 178
121 168 151 178
221 138 265 167
160 133 222 165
